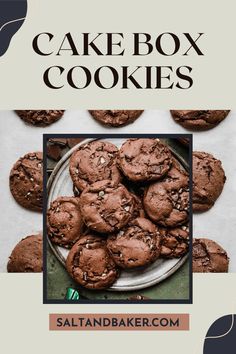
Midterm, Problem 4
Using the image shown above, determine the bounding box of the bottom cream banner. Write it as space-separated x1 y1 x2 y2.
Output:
0 274 235 354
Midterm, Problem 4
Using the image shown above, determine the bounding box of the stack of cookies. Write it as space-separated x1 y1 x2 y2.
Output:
171 110 230 273
47 138 190 290
7 110 67 272
8 152 44 272
192 151 229 272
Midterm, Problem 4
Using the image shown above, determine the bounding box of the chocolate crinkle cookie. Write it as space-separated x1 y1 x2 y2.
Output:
47 196 84 248
143 160 189 227
160 225 189 258
107 218 162 269
193 238 229 273
170 110 230 131
193 151 226 212
79 180 134 233
15 110 64 126
89 110 143 127
9 151 43 211
69 140 121 191
118 138 172 182
66 234 119 289
7 234 43 273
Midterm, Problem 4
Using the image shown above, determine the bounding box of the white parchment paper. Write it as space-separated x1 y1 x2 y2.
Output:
0 110 235 272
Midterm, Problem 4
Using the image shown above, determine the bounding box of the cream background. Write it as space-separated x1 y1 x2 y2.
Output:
0 0 235 108
1 0 236 352
0 274 235 354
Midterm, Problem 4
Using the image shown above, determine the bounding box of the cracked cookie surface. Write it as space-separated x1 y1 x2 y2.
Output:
160 225 189 258
70 140 121 191
118 138 172 182
143 160 189 227
107 217 162 269
193 151 226 212
79 180 134 233
15 110 64 126
7 234 43 273
170 110 230 130
47 196 84 248
9 152 43 211
66 234 119 289
193 238 229 272
89 110 143 127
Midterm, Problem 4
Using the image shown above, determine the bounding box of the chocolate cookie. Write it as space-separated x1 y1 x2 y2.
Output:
7 234 43 273
69 140 121 191
79 180 134 233
128 295 150 300
160 225 189 258
9 152 43 211
178 138 189 146
118 138 172 182
193 238 229 273
193 151 226 212
143 161 189 227
48 138 68 146
107 218 161 269
15 110 64 126
67 138 84 148
47 196 84 248
47 144 62 161
170 110 230 131
89 110 143 127
66 234 119 289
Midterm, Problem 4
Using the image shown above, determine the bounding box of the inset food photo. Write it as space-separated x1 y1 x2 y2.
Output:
44 134 192 303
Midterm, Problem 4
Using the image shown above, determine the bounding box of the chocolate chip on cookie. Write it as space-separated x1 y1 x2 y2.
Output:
193 151 226 212
79 180 134 233
69 140 121 191
89 110 143 127
66 234 119 289
160 225 189 258
107 217 161 269
170 110 230 131
143 160 189 227
47 196 84 248
15 110 64 126
193 238 229 273
9 152 43 211
129 193 146 222
7 234 43 273
118 138 172 182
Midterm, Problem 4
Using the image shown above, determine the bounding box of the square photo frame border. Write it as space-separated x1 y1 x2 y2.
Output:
43 133 193 305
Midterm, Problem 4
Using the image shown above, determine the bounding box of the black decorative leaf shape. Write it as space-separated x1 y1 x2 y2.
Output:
204 314 236 354
0 0 27 56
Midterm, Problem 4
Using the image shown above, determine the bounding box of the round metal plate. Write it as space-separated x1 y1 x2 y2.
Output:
47 138 189 291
